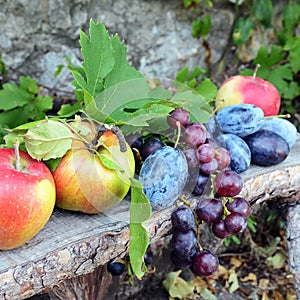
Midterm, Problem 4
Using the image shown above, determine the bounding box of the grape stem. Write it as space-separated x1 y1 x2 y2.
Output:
174 121 181 148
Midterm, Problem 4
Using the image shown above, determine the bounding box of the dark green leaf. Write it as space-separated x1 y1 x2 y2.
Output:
192 15 211 38
195 78 217 102
253 0 273 28
282 3 300 32
57 101 82 117
233 17 254 46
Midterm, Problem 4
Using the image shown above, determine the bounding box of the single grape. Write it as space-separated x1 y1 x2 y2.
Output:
192 172 210 196
226 197 251 218
199 158 218 175
183 148 199 169
140 137 163 160
191 249 219 276
195 197 223 223
170 249 194 269
171 205 195 232
214 147 231 170
213 169 243 197
244 129 289 167
197 144 215 163
212 219 231 239
107 262 125 276
171 229 198 268
184 122 207 148
224 212 247 234
167 108 190 128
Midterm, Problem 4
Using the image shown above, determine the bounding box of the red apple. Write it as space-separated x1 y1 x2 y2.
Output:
0 148 56 250
52 122 135 214
215 75 281 116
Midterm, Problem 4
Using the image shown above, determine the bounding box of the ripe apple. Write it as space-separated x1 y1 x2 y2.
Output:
52 121 135 214
0 147 56 250
215 74 281 116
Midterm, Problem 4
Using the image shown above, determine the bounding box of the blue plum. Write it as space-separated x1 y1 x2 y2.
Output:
261 117 297 148
244 129 289 166
223 134 251 173
139 146 188 210
216 104 264 137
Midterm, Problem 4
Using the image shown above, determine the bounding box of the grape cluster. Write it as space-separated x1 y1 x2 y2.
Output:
167 109 231 196
168 108 252 277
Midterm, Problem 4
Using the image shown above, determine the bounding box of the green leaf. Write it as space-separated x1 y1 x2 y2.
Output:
229 270 239 293
44 157 63 172
195 78 217 102
171 90 212 123
104 34 143 88
233 17 254 46
57 101 82 117
0 54 6 76
163 270 194 299
282 3 300 32
95 152 124 171
254 45 284 70
20 76 39 94
79 19 115 97
285 36 300 73
200 287 217 300
253 0 273 28
129 177 152 279
192 15 211 39
266 251 286 269
0 82 31 111
24 120 73 160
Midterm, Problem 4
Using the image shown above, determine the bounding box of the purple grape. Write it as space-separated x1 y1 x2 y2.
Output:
167 108 190 128
192 172 210 196
211 219 231 239
214 147 231 170
224 212 247 234
171 229 198 268
195 197 223 223
199 158 218 175
183 148 199 169
171 205 195 232
191 249 219 276
213 169 243 197
184 122 207 148
197 144 215 163
226 197 251 218
140 137 163 160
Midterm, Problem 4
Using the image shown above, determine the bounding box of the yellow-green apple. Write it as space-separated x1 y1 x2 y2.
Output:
215 75 281 116
0 147 56 250
52 121 135 214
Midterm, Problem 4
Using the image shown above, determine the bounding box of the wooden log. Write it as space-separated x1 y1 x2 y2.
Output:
0 137 299 300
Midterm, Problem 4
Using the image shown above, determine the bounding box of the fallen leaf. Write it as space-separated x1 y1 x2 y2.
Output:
241 272 257 284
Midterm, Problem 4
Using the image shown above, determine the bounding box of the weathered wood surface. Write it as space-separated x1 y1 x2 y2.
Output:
0 136 299 300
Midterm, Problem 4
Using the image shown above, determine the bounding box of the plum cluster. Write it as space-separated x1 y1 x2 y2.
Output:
216 104 297 173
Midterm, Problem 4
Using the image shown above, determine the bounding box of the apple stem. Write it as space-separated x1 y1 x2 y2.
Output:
13 140 21 171
253 64 261 80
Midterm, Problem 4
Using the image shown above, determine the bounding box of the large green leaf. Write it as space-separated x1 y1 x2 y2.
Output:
77 19 115 97
129 178 152 279
24 120 73 160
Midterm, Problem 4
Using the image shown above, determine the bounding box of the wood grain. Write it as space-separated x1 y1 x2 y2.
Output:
0 137 299 300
